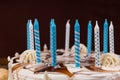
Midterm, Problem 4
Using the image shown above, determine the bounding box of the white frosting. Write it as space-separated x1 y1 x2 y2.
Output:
13 69 70 80
101 66 120 71
12 65 120 80
65 64 83 73
11 51 120 80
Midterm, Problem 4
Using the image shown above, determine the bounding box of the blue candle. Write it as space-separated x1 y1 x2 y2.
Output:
27 20 34 50
103 19 108 53
74 19 80 68
87 21 92 55
27 20 30 50
50 19 57 66
34 19 41 64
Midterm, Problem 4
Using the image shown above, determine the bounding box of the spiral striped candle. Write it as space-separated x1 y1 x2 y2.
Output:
74 19 80 68
50 19 57 66
87 21 92 55
94 21 100 67
27 20 30 50
103 19 108 53
109 21 114 53
34 19 41 64
27 20 34 50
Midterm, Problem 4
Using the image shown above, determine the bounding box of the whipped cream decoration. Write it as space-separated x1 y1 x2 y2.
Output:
109 21 114 53
20 50 36 63
100 53 120 68
65 19 70 52
74 19 80 68
94 21 100 67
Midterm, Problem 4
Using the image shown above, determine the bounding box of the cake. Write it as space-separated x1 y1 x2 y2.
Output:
7 19 119 80
8 44 120 80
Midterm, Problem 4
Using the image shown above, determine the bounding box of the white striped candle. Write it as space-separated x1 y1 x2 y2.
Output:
94 21 101 67
29 20 34 50
109 21 114 53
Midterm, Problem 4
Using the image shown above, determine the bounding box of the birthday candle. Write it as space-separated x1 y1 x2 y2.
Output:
103 19 108 53
65 20 70 52
50 19 57 66
94 21 100 67
109 21 114 53
87 21 92 55
34 19 41 64
27 20 30 50
74 19 80 68
27 20 34 50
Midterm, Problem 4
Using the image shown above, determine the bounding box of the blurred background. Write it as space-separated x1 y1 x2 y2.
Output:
0 0 120 64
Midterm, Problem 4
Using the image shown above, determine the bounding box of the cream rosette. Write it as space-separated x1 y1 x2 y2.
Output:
71 43 88 57
100 53 120 67
20 50 36 63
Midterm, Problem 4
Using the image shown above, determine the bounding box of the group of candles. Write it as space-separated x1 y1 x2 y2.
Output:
27 18 114 68
89 20 114 67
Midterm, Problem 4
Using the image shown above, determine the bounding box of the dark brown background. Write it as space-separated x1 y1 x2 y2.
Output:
0 0 120 57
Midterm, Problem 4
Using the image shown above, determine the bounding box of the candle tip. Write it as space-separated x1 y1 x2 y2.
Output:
75 19 79 24
104 19 108 24
110 21 113 29
105 19 107 22
110 21 113 25
34 18 39 29
27 19 30 23
89 20 91 23
51 18 54 23
76 19 79 23
29 19 32 23
95 21 99 29
27 19 30 27
34 18 38 23
67 19 70 23
66 19 70 27
50 18 56 27
74 19 80 29
88 20 92 25
96 21 98 24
